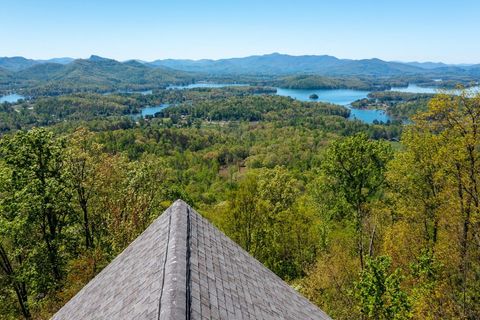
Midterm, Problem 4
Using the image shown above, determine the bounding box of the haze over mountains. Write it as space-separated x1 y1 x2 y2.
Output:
149 53 480 76
1 53 479 77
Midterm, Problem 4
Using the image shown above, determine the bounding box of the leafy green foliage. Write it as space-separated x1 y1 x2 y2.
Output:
320 133 393 268
322 133 393 220
158 95 350 122
0 88 479 320
354 256 411 320
225 167 319 279
0 128 75 318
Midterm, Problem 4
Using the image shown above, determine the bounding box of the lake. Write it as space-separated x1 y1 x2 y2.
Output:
167 83 388 123
267 84 478 123
1 84 471 124
275 87 390 123
5 83 465 123
103 89 152 95
168 83 248 89
0 93 25 103
391 83 480 94
132 104 170 119
390 84 439 94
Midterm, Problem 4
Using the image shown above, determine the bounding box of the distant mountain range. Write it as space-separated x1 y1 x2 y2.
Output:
1 53 479 77
149 53 422 76
147 53 480 77
0 54 479 95
0 56 74 72
404 61 475 70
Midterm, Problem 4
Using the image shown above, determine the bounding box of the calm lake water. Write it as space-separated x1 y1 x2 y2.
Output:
127 89 152 95
142 104 169 116
168 83 248 89
132 104 170 119
0 93 25 103
391 83 480 94
272 84 478 123
390 84 438 94
275 87 390 123
103 89 152 95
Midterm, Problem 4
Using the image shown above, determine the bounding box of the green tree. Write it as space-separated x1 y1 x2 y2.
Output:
402 91 480 318
321 133 393 269
227 173 260 253
66 128 103 249
0 128 75 318
0 161 31 319
0 128 73 283
227 167 319 279
0 238 31 319
386 126 450 259
354 255 411 320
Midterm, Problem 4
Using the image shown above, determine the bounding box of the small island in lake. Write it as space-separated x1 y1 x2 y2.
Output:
309 93 319 100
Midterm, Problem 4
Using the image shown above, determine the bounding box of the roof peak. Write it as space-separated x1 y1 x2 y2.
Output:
158 199 190 319
53 199 330 319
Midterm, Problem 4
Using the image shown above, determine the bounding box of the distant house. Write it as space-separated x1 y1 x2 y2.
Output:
52 200 331 320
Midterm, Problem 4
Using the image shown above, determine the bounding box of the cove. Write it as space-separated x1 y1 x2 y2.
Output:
275 87 390 123
0 93 25 103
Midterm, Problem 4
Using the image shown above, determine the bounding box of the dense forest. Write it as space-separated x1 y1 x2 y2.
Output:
0 83 479 319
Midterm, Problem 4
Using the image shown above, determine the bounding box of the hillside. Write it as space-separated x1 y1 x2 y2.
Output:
52 56 188 85
0 67 12 82
5 56 195 95
0 57 74 71
0 56 39 71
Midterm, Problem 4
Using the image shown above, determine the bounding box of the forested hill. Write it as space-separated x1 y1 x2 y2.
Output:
0 67 12 82
15 56 191 85
0 56 74 71
0 55 195 95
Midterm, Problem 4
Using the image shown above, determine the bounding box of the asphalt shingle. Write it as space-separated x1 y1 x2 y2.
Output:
52 200 331 320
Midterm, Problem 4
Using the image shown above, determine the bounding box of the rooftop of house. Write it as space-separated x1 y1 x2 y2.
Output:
52 199 331 320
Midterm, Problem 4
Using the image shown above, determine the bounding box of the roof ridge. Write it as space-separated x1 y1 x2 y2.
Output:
52 199 331 319
185 206 192 320
158 199 189 320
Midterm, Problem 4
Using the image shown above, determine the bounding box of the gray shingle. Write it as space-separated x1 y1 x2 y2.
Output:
52 200 331 320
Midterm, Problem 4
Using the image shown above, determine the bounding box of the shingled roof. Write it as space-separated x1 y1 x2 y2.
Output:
53 200 331 320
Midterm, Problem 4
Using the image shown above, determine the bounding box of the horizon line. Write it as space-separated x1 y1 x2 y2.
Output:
1 52 479 66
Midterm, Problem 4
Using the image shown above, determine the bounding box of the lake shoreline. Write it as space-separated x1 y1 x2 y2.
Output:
4 83 474 124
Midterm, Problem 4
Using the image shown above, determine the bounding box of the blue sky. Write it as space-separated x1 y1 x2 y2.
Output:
1 0 479 63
